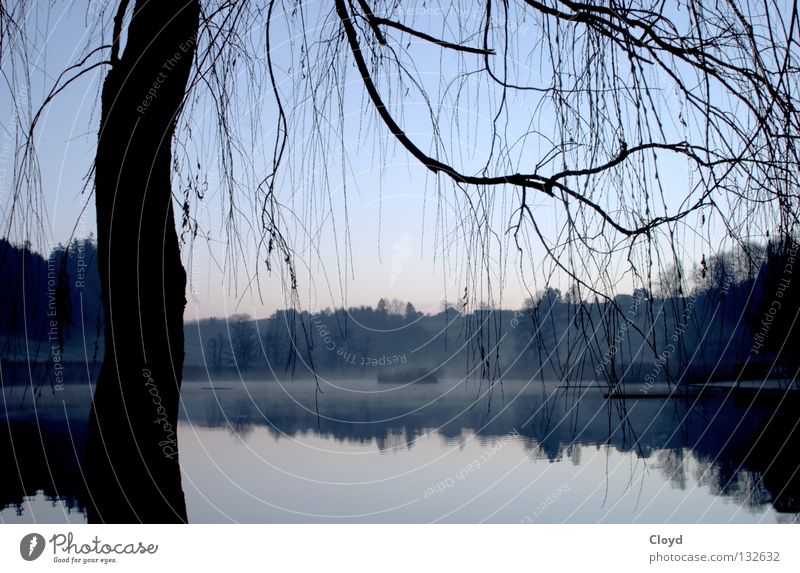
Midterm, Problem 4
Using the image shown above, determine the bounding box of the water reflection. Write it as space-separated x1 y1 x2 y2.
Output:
1 377 798 522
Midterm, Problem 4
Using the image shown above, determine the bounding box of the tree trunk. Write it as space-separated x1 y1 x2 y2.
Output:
86 0 199 523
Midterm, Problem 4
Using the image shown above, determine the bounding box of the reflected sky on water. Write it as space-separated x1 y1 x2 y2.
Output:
2 377 798 523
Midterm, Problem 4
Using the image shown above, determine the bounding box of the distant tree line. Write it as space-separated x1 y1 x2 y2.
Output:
191 299 431 374
187 238 799 386
0 237 103 360
3 236 797 386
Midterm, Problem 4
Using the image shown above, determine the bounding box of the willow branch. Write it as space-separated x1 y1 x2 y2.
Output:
337 0 716 238
370 16 495 56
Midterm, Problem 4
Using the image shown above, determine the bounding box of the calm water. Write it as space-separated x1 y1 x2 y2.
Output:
1 377 798 523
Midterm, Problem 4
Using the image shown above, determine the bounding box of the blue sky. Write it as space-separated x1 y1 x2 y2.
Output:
1 1 759 320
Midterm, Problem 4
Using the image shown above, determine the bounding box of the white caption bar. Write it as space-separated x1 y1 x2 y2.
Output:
1 524 797 572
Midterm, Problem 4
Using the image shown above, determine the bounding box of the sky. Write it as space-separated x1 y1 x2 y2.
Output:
0 0 758 321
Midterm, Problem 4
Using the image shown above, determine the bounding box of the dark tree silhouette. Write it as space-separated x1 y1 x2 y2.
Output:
85 0 200 523
748 237 800 380
230 314 257 368
206 333 227 371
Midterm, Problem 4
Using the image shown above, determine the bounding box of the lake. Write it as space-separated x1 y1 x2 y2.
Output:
1 376 798 523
